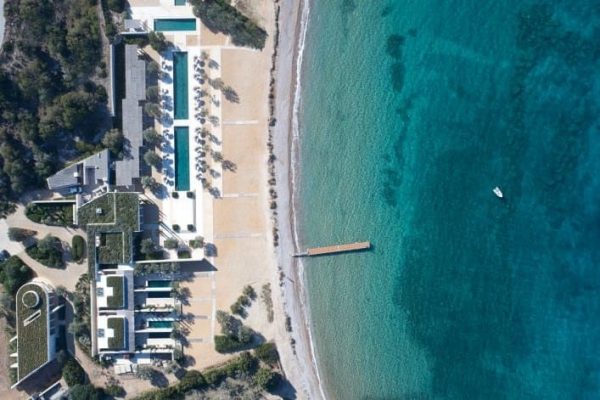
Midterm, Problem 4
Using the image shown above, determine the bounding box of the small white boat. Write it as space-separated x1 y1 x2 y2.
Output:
493 186 503 198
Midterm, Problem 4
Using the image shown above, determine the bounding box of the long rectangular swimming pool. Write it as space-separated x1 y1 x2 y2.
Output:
148 320 174 328
147 280 172 288
173 52 189 120
154 19 196 32
174 127 190 191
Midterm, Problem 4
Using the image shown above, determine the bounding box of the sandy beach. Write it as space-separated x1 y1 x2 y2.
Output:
271 0 325 399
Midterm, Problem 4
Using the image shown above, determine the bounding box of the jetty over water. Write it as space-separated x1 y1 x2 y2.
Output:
294 241 371 257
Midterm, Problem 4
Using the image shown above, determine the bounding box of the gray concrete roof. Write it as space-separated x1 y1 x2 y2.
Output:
115 45 146 187
47 150 110 190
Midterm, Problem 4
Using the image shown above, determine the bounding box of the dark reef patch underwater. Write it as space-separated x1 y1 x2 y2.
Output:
299 1 600 399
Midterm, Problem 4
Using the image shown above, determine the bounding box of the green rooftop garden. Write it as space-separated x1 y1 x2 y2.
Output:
79 193 140 272
16 283 48 380
107 317 125 350
106 276 124 309
77 193 116 225
98 232 124 265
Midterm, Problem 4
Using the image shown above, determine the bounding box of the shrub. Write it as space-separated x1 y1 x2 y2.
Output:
254 367 279 390
107 0 125 13
8 227 36 242
177 250 191 259
214 335 244 353
189 236 204 248
69 384 100 400
104 384 125 397
62 358 86 387
178 370 206 392
72 235 85 262
136 365 156 381
163 238 179 249
26 235 64 268
148 31 168 52
0 256 33 295
254 342 279 366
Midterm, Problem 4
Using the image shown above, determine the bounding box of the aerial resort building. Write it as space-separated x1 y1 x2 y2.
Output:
77 192 183 365
46 149 110 194
11 280 63 389
37 0 209 372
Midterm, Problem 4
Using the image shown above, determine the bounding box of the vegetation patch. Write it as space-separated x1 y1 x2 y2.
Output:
106 276 124 309
191 0 267 49
62 358 86 387
71 235 85 262
214 311 255 353
98 232 123 264
25 203 74 226
68 274 92 354
77 193 115 225
16 283 48 379
107 317 125 349
0 0 107 216
26 235 64 268
0 257 33 296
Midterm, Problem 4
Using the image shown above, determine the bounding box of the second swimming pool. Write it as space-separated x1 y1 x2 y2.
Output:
174 127 190 191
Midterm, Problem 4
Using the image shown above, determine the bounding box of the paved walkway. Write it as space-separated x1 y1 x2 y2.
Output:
2 204 87 291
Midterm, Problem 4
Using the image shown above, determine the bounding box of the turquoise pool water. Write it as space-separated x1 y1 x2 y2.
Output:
174 127 190 191
174 0 186 5
154 19 196 32
147 291 171 299
173 52 189 120
149 332 171 339
148 320 173 328
147 280 171 288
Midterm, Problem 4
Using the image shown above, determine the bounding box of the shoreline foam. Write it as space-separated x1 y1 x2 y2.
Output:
272 0 326 398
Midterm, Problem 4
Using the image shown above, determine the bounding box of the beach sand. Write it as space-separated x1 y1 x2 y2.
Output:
271 0 325 399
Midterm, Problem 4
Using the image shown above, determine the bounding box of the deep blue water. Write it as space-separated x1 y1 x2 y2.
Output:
298 1 600 399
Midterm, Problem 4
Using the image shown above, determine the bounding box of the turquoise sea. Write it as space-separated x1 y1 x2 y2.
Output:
297 1 600 399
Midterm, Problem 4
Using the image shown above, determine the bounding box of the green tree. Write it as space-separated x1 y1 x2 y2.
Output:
0 256 33 295
253 367 279 390
136 365 156 381
143 128 161 146
254 342 279 366
107 0 125 12
146 86 160 102
68 384 100 400
144 103 162 119
139 238 157 256
147 61 160 77
148 31 168 52
141 176 159 191
101 128 124 157
62 358 86 386
143 150 162 169
163 238 179 249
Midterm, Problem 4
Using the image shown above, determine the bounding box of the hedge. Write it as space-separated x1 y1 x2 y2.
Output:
72 235 85 262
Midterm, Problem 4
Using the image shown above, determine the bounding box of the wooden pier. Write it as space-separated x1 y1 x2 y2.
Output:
294 241 371 257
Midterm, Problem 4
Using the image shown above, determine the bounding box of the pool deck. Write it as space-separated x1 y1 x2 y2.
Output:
127 0 275 371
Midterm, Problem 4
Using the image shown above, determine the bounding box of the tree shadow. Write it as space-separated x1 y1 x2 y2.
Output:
222 86 239 103
271 378 298 400
150 370 169 387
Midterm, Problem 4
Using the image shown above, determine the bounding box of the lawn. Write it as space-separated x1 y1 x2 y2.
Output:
106 276 124 308
16 283 48 379
107 317 125 349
